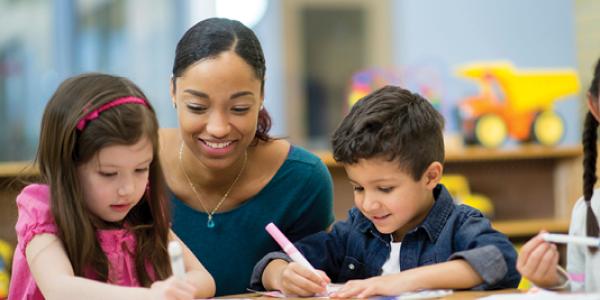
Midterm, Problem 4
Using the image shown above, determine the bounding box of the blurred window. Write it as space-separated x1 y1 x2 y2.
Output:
282 0 392 148
0 0 182 161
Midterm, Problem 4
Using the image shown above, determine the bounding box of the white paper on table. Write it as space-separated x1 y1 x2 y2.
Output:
478 289 600 300
247 283 344 298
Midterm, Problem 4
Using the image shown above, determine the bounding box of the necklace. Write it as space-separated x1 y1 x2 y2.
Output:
178 142 247 228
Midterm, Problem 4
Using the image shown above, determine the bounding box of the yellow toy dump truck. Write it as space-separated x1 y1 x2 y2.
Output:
456 62 580 148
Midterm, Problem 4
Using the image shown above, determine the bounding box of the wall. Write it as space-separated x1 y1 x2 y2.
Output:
254 0 286 136
391 0 580 144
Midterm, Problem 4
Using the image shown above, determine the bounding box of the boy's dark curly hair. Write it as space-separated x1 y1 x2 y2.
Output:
332 85 445 180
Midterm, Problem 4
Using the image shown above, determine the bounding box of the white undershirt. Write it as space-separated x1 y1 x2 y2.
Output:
381 240 402 275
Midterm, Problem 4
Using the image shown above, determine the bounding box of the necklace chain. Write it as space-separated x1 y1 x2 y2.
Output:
178 142 247 228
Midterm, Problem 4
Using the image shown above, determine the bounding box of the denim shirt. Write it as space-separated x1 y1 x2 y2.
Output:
251 184 521 290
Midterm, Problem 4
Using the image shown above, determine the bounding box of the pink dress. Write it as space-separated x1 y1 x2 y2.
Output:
8 184 154 300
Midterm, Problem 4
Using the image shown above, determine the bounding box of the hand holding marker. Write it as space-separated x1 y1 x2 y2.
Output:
265 222 322 277
542 233 600 247
265 223 343 295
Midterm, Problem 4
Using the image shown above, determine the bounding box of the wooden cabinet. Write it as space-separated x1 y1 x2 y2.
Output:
0 162 38 246
315 145 583 240
0 145 583 245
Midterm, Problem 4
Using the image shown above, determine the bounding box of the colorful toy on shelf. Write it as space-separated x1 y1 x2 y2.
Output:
456 62 580 148
348 68 402 107
0 240 12 299
347 65 446 115
440 174 494 218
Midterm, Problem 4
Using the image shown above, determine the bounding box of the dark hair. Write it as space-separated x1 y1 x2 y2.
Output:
332 85 445 180
583 57 600 252
37 73 171 286
172 17 271 144
591 58 600 98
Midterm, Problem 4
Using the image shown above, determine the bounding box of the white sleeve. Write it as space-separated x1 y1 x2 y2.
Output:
566 198 587 292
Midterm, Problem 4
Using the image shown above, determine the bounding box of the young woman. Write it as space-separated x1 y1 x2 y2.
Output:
161 18 334 295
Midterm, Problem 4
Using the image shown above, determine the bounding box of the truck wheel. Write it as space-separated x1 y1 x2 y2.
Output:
475 114 507 148
532 110 564 146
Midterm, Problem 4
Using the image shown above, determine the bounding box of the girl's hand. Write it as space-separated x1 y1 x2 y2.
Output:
278 262 330 296
331 274 413 298
148 276 197 300
516 231 562 288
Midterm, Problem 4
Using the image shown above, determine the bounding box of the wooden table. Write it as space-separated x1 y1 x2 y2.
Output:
223 290 521 299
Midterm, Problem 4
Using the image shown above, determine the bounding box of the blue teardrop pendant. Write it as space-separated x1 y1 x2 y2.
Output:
207 217 215 228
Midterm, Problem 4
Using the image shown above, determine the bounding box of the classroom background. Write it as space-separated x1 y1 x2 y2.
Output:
0 0 599 295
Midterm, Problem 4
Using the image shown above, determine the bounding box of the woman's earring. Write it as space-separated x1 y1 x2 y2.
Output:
260 104 264 110
172 102 177 109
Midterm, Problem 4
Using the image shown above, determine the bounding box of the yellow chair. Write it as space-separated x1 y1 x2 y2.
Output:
440 174 494 218
0 240 13 299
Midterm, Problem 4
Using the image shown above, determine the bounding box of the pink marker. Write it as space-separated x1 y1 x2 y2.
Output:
265 222 321 277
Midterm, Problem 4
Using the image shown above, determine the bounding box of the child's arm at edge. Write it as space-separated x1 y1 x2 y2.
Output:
26 233 196 300
169 230 216 298
516 232 563 289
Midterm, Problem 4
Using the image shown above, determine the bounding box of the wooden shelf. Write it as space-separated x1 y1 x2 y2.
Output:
320 145 581 229
0 161 38 177
0 145 583 173
445 145 582 162
492 218 570 237
315 145 582 167
0 145 583 176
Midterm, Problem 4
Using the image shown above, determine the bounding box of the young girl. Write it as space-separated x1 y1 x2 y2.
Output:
8 73 215 300
517 58 600 292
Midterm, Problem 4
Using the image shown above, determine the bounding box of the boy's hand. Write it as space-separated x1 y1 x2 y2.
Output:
149 276 197 300
331 274 415 298
278 262 330 296
516 231 562 288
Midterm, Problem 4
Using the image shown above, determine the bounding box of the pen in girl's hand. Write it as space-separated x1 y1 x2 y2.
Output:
541 233 600 247
168 241 186 278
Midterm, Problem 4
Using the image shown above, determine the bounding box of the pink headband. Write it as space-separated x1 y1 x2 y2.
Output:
76 96 148 131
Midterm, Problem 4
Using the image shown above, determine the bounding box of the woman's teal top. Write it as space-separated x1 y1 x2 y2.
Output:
171 146 334 296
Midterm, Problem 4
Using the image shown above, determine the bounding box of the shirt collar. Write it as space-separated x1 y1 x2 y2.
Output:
355 207 374 233
418 184 454 242
354 184 454 242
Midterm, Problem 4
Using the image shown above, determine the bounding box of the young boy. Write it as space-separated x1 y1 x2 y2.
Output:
250 85 520 298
